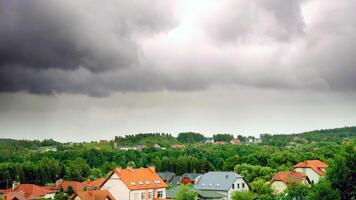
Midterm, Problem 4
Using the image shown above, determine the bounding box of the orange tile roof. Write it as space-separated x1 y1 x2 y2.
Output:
71 190 115 200
2 191 26 200
1 184 55 199
271 171 308 184
56 181 85 192
82 178 106 189
293 160 328 176
106 167 167 190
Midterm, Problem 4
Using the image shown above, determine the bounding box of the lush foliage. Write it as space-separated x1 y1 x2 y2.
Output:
177 132 205 144
213 133 233 142
232 191 254 200
0 127 355 199
176 184 197 200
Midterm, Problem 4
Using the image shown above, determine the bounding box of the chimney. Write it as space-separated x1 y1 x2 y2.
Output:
148 166 156 172
12 181 19 190
127 166 134 172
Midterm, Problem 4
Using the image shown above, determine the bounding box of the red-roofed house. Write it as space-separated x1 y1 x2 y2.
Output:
100 167 167 200
54 180 85 193
270 171 310 194
0 184 56 199
293 160 328 184
82 178 107 190
71 190 115 200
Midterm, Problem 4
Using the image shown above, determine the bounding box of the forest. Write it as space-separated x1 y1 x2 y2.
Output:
0 127 355 200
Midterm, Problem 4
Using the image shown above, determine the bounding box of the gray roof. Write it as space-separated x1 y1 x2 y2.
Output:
170 175 182 186
157 172 176 182
167 186 226 199
194 172 242 191
181 173 202 180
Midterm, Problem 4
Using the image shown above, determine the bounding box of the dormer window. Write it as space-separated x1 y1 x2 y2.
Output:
216 184 220 187
130 181 136 185
138 181 143 185
145 181 150 184
209 183 212 187
202 183 205 186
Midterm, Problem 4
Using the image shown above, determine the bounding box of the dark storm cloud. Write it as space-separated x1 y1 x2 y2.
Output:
0 0 356 96
0 0 176 72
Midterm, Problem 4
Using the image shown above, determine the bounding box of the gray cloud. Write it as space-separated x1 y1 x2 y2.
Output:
204 0 305 43
0 0 356 96
0 0 177 71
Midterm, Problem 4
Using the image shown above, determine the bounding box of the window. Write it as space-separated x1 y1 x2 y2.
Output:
148 192 153 199
242 183 245 189
157 191 163 198
145 181 150 184
237 183 240 189
232 184 234 189
141 192 146 200
134 193 138 200
138 181 143 185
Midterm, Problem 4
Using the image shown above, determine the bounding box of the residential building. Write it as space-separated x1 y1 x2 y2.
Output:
293 160 328 184
170 176 182 187
270 171 310 194
194 172 249 200
171 144 185 149
100 167 167 200
167 186 225 200
54 180 85 193
157 172 176 184
71 190 115 200
82 178 107 190
181 173 202 185
0 184 56 199
230 138 240 145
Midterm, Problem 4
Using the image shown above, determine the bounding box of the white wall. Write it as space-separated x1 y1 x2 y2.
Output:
271 181 287 194
101 173 130 200
294 168 321 183
227 178 249 200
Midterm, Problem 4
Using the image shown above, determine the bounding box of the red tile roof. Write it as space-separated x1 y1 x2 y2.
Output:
71 190 115 200
55 181 85 192
1 184 55 199
105 167 167 190
293 160 328 176
271 171 309 184
82 178 106 189
2 191 26 200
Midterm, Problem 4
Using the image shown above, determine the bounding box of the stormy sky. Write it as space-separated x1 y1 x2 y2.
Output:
0 0 356 142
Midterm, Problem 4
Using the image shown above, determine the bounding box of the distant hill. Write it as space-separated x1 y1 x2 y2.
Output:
0 138 17 144
261 126 356 146
114 133 178 147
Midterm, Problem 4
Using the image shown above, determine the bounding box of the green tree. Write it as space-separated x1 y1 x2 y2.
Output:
280 183 309 200
54 192 68 200
232 191 254 200
250 179 274 200
307 179 340 200
326 143 356 200
176 184 197 200
67 186 74 196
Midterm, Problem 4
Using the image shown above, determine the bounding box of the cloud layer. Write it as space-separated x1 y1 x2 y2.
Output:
0 0 356 96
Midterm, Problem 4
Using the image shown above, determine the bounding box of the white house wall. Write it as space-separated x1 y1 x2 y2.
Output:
294 168 321 183
101 173 130 200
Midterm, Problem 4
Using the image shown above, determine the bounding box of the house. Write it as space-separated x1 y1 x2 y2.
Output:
230 138 240 145
293 160 328 184
71 190 115 200
181 173 202 185
100 167 167 200
157 172 176 184
194 172 249 200
171 144 185 149
213 141 226 145
167 186 225 200
270 171 310 194
153 144 162 149
82 178 107 190
170 176 182 187
0 184 56 199
100 140 109 144
54 180 85 193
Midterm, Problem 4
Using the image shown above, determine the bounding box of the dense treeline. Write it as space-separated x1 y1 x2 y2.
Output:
114 133 177 147
177 132 205 143
0 127 355 199
213 133 233 142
